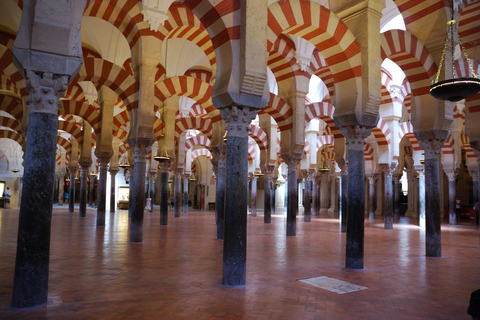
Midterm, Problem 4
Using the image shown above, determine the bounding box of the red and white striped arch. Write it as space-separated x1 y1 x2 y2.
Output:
461 133 478 160
249 124 268 151
185 135 211 150
268 36 297 83
317 135 334 148
0 94 23 122
456 58 480 115
58 120 83 145
381 67 393 106
0 116 20 133
381 30 437 98
398 121 421 150
441 133 454 155
112 109 130 138
64 84 88 103
268 1 361 85
75 57 138 110
364 143 374 161
459 1 480 50
59 100 101 135
311 50 335 101
247 143 255 162
0 44 25 94
0 72 20 97
258 93 293 131
0 129 23 146
191 148 212 162
373 119 391 147
395 1 446 27
304 102 342 139
175 116 213 139
184 69 213 84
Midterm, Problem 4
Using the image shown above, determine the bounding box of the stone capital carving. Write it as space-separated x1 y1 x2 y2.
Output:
393 174 401 184
220 106 257 139
444 170 458 182
470 170 479 182
418 139 445 159
379 163 397 178
109 169 119 175
366 174 377 184
341 125 372 151
174 168 183 177
26 71 68 115
285 158 300 174
159 161 171 173
340 163 349 176
416 168 425 179
98 157 110 169
133 144 150 164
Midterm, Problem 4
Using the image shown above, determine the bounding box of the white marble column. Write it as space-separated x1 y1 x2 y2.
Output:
445 169 457 226
366 174 377 220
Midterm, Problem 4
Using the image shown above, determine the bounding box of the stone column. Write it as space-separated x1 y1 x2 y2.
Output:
88 173 95 206
96 157 109 226
366 174 377 220
418 138 444 257
417 167 426 228
471 170 479 226
159 161 170 225
250 175 258 217
129 145 149 242
405 169 415 216
342 126 371 269
183 174 189 214
79 165 89 217
393 174 401 219
68 168 77 213
304 171 313 222
220 106 256 286
58 174 64 205
174 169 182 218
285 158 300 236
271 176 277 214
340 164 348 233
148 172 155 213
215 153 226 239
263 169 273 224
328 174 338 214
375 170 384 216
379 164 396 230
445 170 457 226
109 169 118 213
312 173 318 216
11 71 68 308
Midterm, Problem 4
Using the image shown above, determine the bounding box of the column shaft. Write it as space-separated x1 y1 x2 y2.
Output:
130 146 148 242
341 168 348 233
160 164 170 225
216 161 226 239
251 176 257 217
264 172 272 224
183 176 189 213
79 167 88 217
425 157 441 257
174 170 182 218
304 178 312 222
68 170 76 213
96 159 109 226
286 161 299 236
109 171 117 213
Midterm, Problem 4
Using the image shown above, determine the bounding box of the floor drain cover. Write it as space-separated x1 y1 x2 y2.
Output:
298 276 368 294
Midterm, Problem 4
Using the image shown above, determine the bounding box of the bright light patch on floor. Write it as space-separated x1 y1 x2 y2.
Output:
298 276 368 294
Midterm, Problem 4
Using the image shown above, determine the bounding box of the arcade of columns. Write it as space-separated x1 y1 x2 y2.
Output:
1 0 480 309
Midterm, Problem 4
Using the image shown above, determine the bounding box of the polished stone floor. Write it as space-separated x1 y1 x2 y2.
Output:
0 206 478 319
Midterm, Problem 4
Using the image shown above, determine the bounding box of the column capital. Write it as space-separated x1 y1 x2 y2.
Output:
470 170 479 182
417 138 445 159
444 169 458 182
109 169 119 175
98 157 110 169
341 125 372 151
26 71 68 115
366 174 377 184
159 161 171 173
220 106 257 139
285 158 300 174
379 163 397 177
133 144 150 164
340 163 349 176
393 174 401 184
174 168 183 176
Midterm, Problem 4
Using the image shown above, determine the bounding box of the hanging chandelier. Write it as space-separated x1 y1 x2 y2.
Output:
430 0 480 102
318 145 330 173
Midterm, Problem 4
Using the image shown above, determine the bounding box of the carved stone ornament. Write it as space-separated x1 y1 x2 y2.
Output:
26 71 68 115
418 139 445 159
379 163 397 178
220 106 257 139
159 161 171 173
133 144 150 163
366 174 377 184
341 125 372 151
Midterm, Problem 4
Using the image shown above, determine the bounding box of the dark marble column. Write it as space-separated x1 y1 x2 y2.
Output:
366 174 376 220
340 164 348 233
183 174 189 213
312 174 318 216
304 171 313 222
96 157 109 226
271 177 277 215
221 106 256 286
58 174 64 205
445 170 457 226
285 159 300 236
263 169 273 224
471 170 479 226
79 165 90 217
149 172 156 213
393 174 401 220
88 173 95 206
159 162 170 225
405 169 415 216
380 164 396 230
215 153 226 239
11 72 68 308
129 145 149 242
68 168 77 213
109 169 118 213
418 138 444 257
342 126 371 269
174 169 182 218
250 175 258 217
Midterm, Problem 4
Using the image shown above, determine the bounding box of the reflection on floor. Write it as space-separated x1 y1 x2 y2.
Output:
0 207 479 319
